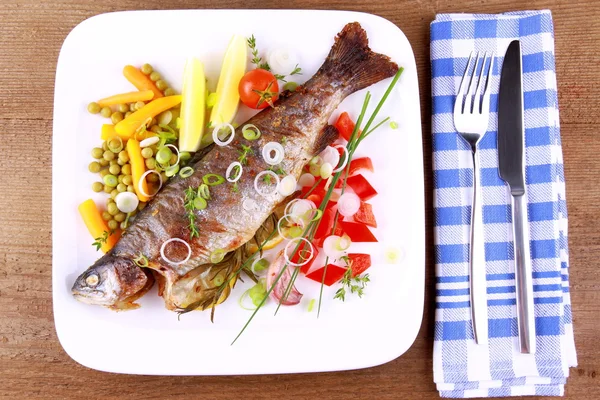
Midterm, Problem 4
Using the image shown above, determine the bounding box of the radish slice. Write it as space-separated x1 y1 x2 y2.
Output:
267 250 302 305
138 170 163 198
212 123 235 146
160 238 192 265
278 175 297 196
323 235 351 259
266 47 299 77
115 192 139 213
298 173 315 187
338 192 361 217
262 142 285 165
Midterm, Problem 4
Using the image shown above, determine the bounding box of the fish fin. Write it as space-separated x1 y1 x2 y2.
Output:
311 124 339 156
317 22 398 95
109 270 155 311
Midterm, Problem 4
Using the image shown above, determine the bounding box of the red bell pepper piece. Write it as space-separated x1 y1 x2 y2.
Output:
292 243 319 274
334 112 357 142
314 207 336 242
348 253 372 277
354 201 377 228
348 157 374 176
306 264 347 286
346 174 378 201
340 221 377 242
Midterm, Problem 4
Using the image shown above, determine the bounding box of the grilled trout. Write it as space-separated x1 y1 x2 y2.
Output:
72 22 398 312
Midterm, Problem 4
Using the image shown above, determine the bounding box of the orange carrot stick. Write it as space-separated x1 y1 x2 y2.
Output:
126 138 150 202
123 65 164 99
97 90 154 107
78 199 120 253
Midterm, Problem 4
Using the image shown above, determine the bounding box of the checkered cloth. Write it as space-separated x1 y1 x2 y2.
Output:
431 10 577 398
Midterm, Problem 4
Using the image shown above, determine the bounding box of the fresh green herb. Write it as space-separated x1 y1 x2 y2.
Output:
280 136 288 145
262 173 273 184
334 261 370 301
156 126 178 147
203 174 225 186
390 121 398 129
247 35 270 70
133 252 149 268
290 64 302 75
268 165 285 176
231 181 239 193
184 187 200 239
92 230 112 251
274 74 286 82
238 144 254 165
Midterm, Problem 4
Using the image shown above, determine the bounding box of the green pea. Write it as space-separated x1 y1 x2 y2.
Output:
107 202 119 215
117 183 127 193
91 147 104 159
135 101 145 110
122 175 133 186
102 211 112 221
117 158 126 166
88 161 101 173
103 174 118 187
180 152 191 162
141 63 153 75
117 103 129 113
110 189 119 199
160 172 168 182
150 125 161 133
164 88 176 96
120 221 128 230
103 184 113 194
156 80 168 91
99 168 110 178
155 146 172 165
102 141 109 151
118 151 129 163
114 212 126 222
92 182 104 192
141 147 153 159
111 111 124 124
127 185 135 193
125 111 132 118
109 164 121 175
149 71 161 82
117 175 124 183
100 106 112 118
121 164 132 175
99 159 109 167
88 102 101 114
129 103 137 112
169 154 178 165
145 158 156 170
107 219 119 230
103 151 115 161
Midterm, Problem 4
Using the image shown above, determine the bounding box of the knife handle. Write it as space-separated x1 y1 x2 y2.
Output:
511 194 536 354
470 150 488 345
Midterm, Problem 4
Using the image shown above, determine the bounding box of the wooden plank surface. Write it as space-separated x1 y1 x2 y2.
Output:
0 0 599 398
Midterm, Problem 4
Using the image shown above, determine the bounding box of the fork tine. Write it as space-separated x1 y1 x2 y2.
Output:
473 52 488 114
464 52 481 114
481 53 495 116
454 52 474 116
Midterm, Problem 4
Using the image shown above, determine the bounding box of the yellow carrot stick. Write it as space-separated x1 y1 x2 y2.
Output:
97 90 154 107
126 138 150 202
78 199 120 253
123 65 164 99
101 124 154 142
115 95 182 138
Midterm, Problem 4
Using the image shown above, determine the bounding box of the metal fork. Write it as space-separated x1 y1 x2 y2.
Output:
453 52 495 345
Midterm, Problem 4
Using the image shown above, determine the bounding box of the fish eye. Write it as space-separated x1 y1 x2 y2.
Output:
85 273 99 287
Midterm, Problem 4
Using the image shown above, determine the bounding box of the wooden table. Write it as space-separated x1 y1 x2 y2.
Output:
1 1 598 398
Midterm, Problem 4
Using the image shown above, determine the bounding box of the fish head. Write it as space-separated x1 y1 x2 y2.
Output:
72 254 145 307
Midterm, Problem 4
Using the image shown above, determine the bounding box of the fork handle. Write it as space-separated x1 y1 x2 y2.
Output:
511 194 536 354
470 150 488 345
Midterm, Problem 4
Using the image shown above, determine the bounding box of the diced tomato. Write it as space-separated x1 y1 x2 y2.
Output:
293 244 319 274
346 174 378 201
334 112 361 142
348 157 374 176
340 221 377 242
306 264 347 286
348 253 372 277
354 202 377 228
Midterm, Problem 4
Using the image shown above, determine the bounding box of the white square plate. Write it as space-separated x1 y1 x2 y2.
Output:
52 9 424 375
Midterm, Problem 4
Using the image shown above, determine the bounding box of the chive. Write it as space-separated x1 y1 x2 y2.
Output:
242 124 261 140
193 197 207 210
308 299 316 312
203 173 225 186
390 121 398 129
197 184 210 200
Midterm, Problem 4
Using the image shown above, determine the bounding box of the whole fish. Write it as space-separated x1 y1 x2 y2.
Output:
72 22 398 312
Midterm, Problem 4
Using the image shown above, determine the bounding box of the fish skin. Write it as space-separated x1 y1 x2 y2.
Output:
72 22 398 311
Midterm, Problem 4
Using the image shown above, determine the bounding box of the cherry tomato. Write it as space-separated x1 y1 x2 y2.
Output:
238 69 279 109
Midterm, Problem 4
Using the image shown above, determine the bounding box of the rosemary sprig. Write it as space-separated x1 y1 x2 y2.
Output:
184 187 200 239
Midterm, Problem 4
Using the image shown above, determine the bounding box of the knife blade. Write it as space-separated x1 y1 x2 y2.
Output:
498 40 536 354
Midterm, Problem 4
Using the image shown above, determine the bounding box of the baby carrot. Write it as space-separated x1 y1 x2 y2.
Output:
115 95 182 138
126 138 150 202
97 90 154 107
123 65 163 99
78 199 120 253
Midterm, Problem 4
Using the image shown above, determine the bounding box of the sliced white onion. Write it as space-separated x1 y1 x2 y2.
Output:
324 176 333 191
278 175 297 196
298 173 315 188
283 237 315 267
160 238 192 265
319 146 340 170
262 142 285 165
332 145 349 173
212 123 235 146
243 198 259 212
115 192 139 213
165 144 180 166
320 162 333 179
140 136 159 148
138 170 163 198
254 171 280 197
286 199 316 225
338 192 361 217
277 214 305 241
323 235 351 259
226 161 243 183
266 47 299 77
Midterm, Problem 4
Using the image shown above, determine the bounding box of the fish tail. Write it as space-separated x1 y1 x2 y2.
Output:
318 22 399 95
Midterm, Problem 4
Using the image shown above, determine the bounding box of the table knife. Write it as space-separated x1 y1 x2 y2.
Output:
498 40 536 354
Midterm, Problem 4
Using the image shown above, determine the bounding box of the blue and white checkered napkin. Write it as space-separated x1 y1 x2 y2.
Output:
431 10 577 398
